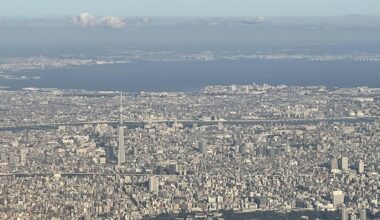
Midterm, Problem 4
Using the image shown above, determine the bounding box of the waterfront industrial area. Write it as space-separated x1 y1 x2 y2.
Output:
1 49 380 76
1 83 379 219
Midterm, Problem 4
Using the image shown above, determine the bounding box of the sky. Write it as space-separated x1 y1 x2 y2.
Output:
0 0 379 18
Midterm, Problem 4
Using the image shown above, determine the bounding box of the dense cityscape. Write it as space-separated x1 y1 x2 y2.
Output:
0 84 379 219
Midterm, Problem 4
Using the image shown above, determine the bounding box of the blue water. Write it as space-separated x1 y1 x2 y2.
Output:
1 59 379 91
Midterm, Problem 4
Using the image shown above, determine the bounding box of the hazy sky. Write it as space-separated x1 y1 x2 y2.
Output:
0 0 379 18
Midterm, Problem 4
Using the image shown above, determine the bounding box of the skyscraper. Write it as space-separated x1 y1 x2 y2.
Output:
358 160 365 174
340 157 349 171
105 145 117 164
360 209 367 220
118 92 126 165
331 157 339 173
149 176 159 193
341 207 349 220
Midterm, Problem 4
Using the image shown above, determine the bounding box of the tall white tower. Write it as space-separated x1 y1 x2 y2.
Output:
118 92 126 165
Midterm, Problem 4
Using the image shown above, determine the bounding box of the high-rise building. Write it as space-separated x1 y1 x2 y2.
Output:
168 163 177 175
358 160 365 174
199 141 208 154
20 148 28 166
341 207 349 220
156 166 165 175
331 157 339 173
149 176 159 193
268 147 276 159
256 147 264 157
360 209 367 220
118 92 126 165
332 191 345 206
230 84 237 91
105 145 117 164
350 212 357 220
239 144 247 155
340 157 349 171
132 147 138 156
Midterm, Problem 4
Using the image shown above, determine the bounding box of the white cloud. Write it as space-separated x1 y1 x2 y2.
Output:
255 16 266 23
71 12 127 29
71 12 97 27
98 16 127 28
241 16 267 25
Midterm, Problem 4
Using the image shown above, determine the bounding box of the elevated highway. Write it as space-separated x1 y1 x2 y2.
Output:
0 116 379 131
